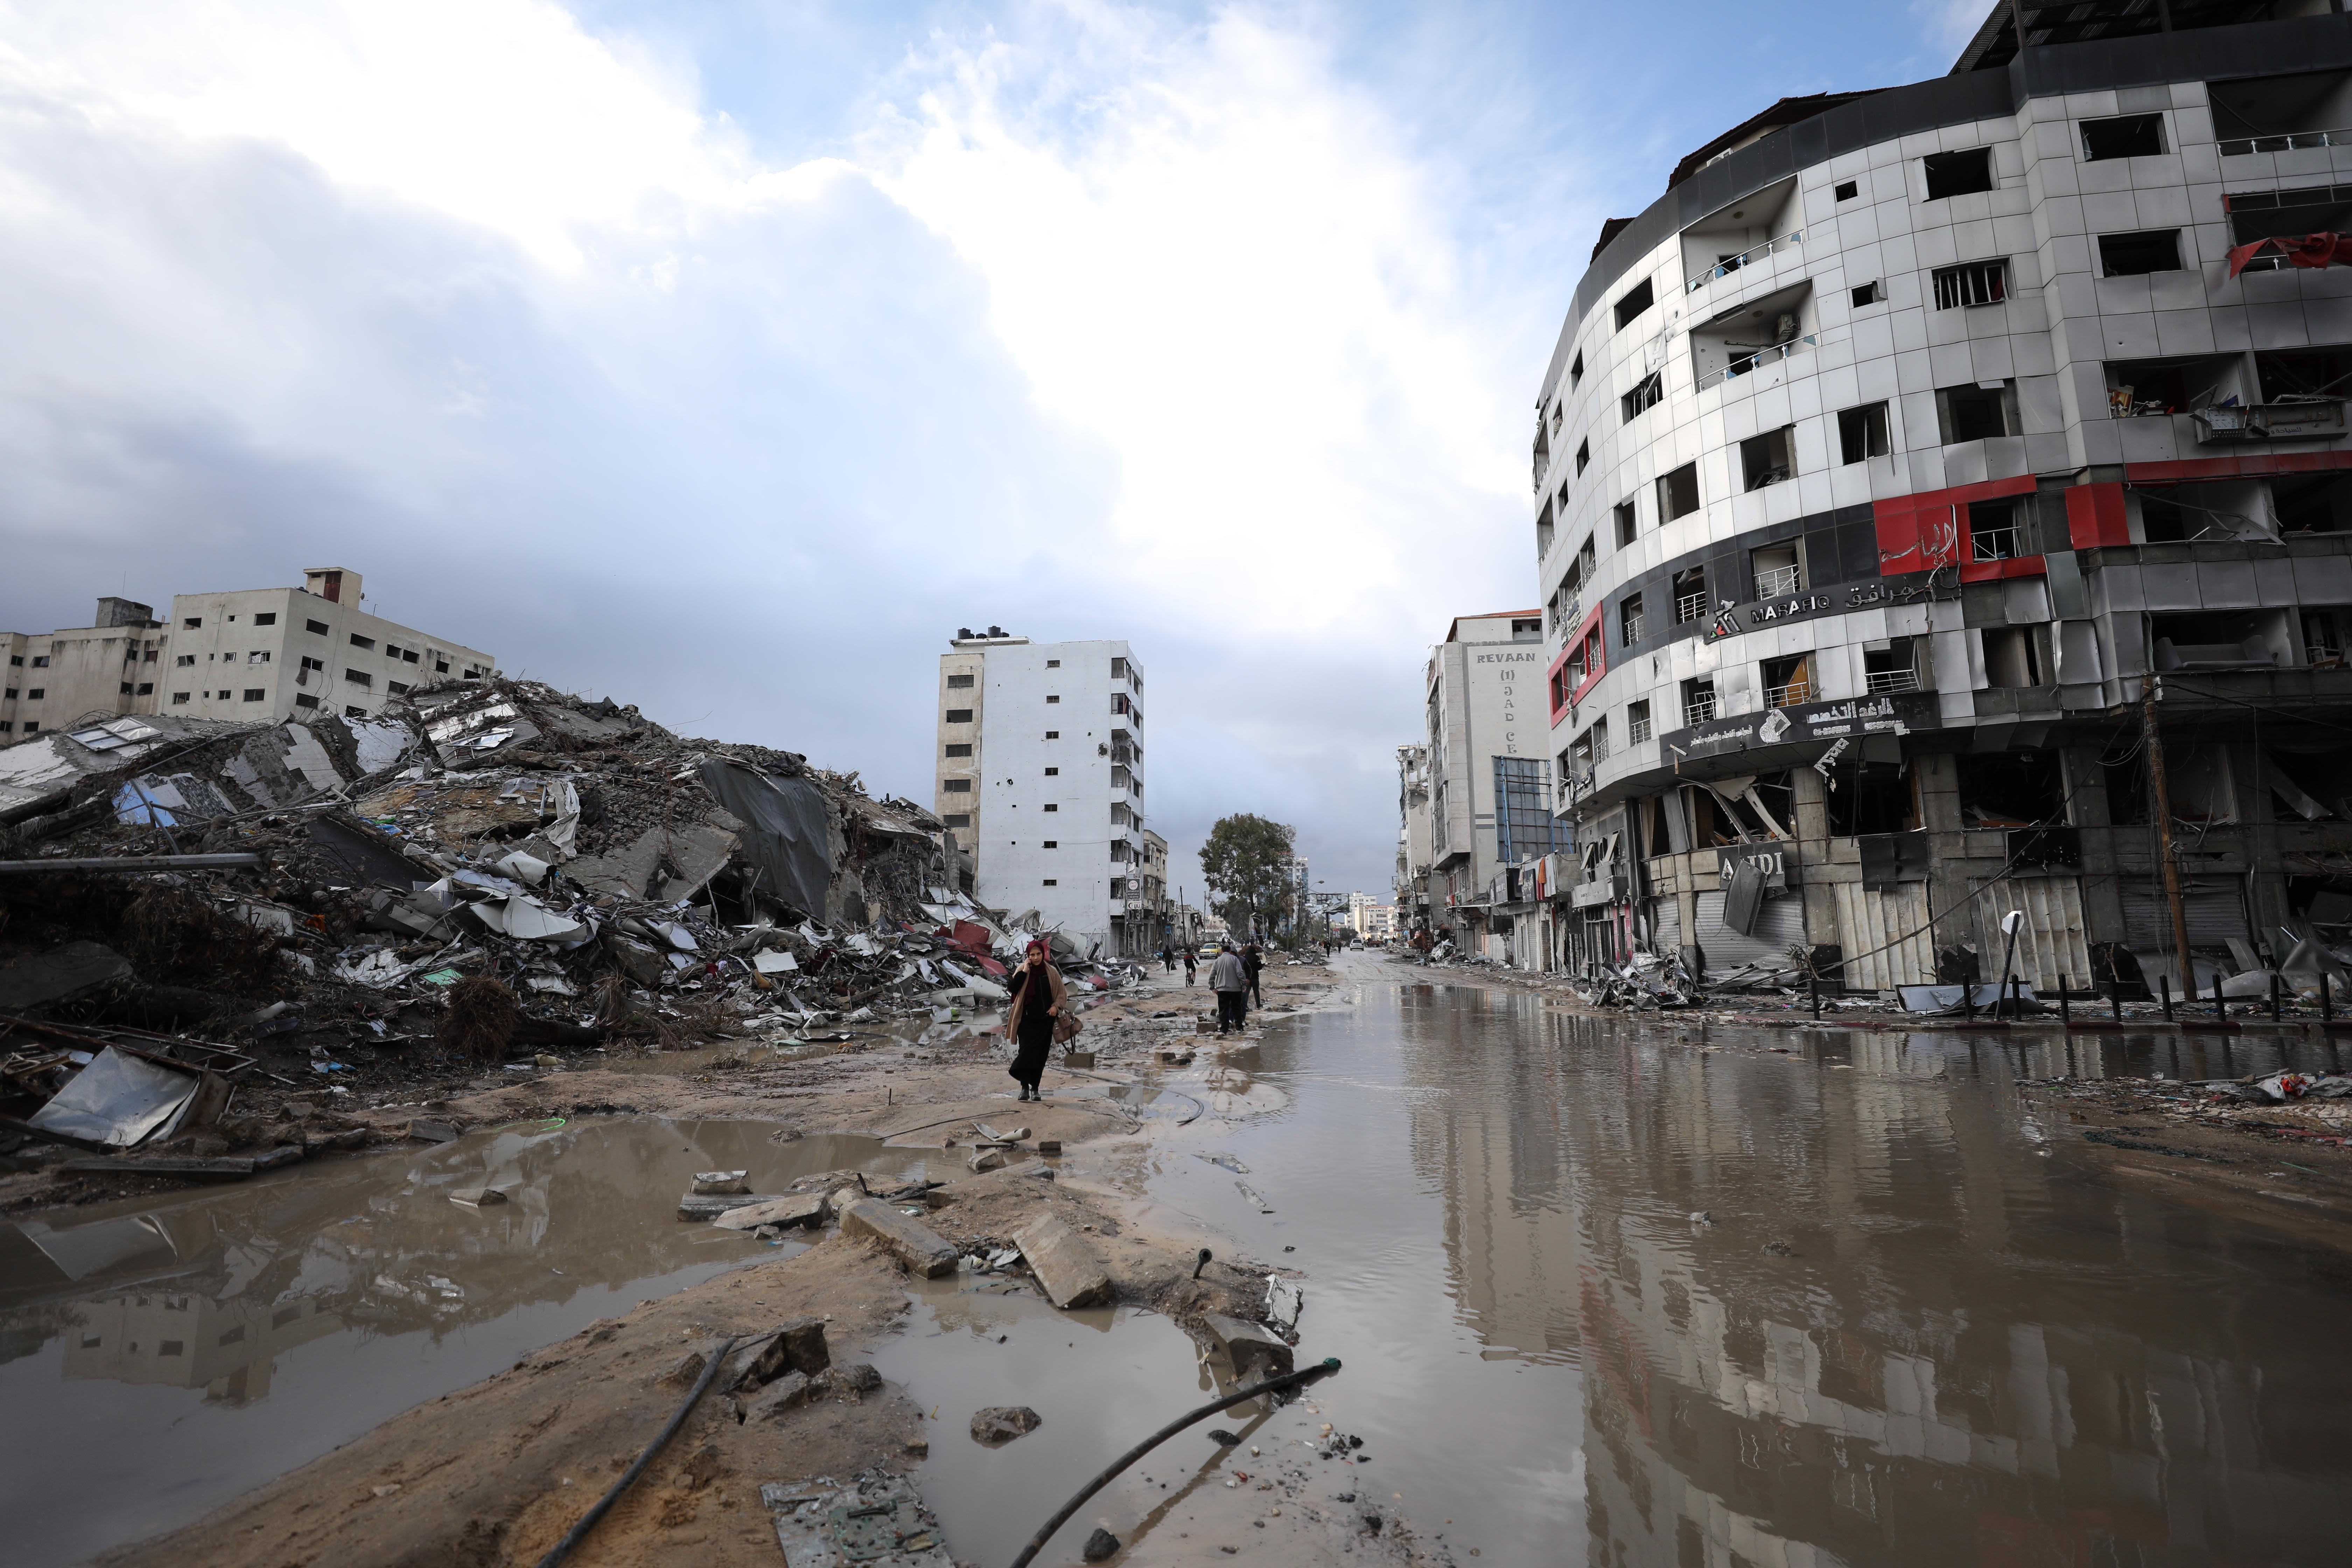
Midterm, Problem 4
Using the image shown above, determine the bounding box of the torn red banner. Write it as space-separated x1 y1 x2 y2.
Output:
2227 232 2352 276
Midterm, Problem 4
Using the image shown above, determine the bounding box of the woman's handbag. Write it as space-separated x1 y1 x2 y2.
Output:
1052 1008 1084 1046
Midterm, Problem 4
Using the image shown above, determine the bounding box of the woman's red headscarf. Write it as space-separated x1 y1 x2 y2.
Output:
1025 939 1049 962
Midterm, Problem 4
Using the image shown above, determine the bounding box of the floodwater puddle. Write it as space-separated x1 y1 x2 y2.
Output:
0 1117 939 1568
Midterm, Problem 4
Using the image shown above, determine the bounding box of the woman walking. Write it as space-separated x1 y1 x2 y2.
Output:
1003 938 1066 1102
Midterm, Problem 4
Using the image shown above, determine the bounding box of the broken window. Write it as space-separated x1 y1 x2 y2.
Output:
349 634 374 650
1937 381 2017 443
1681 677 1716 724
1834 179 1859 201
1922 147 1994 200
2098 230 2182 276
1751 541 1802 598
1614 277 1655 331
1760 652 1814 708
300 656 324 672
171 692 190 705
944 708 973 723
1575 438 1590 473
1658 462 1700 522
247 650 270 664
387 680 409 695
1838 401 1891 463
1569 350 1584 387
1931 259 2007 309
2257 346 2352 402
1620 593 1646 646
182 617 201 629
1850 280 1883 308
344 704 367 717
26 687 42 698
1968 497 2026 559
119 681 133 695
1954 749 2065 826
944 743 972 758
2150 609 2288 670
30 656 48 667
2081 113 2165 161
2304 608 2351 666
2269 749 2349 821
434 659 449 673
1826 760 1920 835
304 619 327 635
1863 638 1923 693
1622 374 1663 422
345 669 372 687
2274 474 2352 535
1628 700 1652 744
1673 565 1708 624
1614 499 1637 546
1740 426 1793 491
175 653 195 666
1982 626 2045 687
253 612 276 626
943 812 971 827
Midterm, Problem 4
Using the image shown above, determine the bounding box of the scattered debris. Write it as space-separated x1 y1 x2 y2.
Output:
764 1473 951 1565
971 1406 1043 1445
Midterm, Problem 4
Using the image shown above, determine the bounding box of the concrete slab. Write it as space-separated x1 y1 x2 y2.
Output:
1202 1312 1294 1379
1014 1214 1113 1310
713 1194 829 1232
838 1198 960 1278
677 1192 788 1220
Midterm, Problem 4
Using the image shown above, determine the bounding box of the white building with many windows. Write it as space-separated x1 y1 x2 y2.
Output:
1531 1 2352 993
934 629 1149 957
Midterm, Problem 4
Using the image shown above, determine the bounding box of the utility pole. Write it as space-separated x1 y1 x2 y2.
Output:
2142 676 2196 999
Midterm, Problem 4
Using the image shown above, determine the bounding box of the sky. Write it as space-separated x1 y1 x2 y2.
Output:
0 0 1986 901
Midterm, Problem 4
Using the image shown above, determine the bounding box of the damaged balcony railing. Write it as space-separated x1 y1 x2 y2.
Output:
1696 334 1818 391
1674 591 1708 624
1762 680 1813 710
1864 668 1922 694
1685 230 1803 293
2191 397 2347 443
1753 565 1800 598
1684 692 1718 723
2220 127 2352 155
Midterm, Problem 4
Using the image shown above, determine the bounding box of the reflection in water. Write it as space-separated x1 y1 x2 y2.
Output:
1376 989 2352 1566
0 1119 936 1568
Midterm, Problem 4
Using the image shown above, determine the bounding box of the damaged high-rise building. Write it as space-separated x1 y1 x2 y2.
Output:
1528 1 2352 994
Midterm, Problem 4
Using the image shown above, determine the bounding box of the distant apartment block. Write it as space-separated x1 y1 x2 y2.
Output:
934 627 1150 957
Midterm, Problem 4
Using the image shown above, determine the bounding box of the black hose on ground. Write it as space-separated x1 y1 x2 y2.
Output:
532 1332 740 1568
1006 1356 1341 1568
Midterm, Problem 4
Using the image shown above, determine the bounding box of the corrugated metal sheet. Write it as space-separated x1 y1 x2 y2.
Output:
1694 890 1805 973
1831 880 1936 990
1650 897 1681 953
1970 877 2093 990
2121 880 2253 954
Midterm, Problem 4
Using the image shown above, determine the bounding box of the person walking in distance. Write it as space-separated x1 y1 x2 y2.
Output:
1182 947 1197 987
1160 942 1175 974
1242 942 1265 1011
1002 939 1065 1103
1210 945 1249 1035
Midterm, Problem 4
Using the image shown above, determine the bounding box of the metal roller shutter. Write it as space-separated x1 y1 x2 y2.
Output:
1694 890 1805 974
1648 898 1681 954
1832 881 1935 990
2121 880 2252 954
1970 878 2093 991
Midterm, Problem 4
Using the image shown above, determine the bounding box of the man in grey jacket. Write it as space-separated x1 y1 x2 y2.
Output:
1209 947 1250 1035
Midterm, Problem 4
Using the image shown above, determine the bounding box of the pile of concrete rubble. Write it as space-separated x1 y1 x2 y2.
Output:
0 678 1135 1167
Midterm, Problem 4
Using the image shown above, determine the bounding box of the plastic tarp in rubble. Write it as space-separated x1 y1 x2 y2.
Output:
696 758 831 916
29 1046 200 1147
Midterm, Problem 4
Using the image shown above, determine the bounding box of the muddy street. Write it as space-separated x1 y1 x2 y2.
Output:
7 950 2352 1565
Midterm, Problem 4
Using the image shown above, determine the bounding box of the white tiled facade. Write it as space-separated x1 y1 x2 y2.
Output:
1523 15 2352 988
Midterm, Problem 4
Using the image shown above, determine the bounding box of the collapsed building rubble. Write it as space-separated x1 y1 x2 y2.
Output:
0 678 1141 1185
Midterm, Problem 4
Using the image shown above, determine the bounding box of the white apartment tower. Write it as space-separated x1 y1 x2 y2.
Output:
934 629 1149 958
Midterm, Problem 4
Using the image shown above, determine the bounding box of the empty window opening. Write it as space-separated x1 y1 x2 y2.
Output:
1045 659 1060 667
344 669 371 687
1614 498 1637 546
2258 346 2352 402
1043 803 1058 812
1834 179 1859 201
1850 280 1883 308
1922 147 1994 200
174 653 195 667
1954 749 2064 827
1628 699 1653 745
1838 401 1891 462
171 692 190 705
1937 380 2017 443
2104 353 2246 417
944 743 972 757
247 650 270 664
1760 652 1814 709
1983 625 2046 687
1826 761 1920 835
1045 766 1059 775
1569 350 1584 387
2274 472 2352 534
1740 426 1794 491
2081 113 2165 161
1864 637 1924 694
1575 437 1591 473
1622 373 1663 421
2098 230 2182 276
1620 593 1646 646
181 617 201 629
1751 541 1803 598
304 619 327 635
1969 497 2026 560
1658 463 1701 523
1614 277 1655 331
241 687 266 702
349 634 374 650
1045 730 1059 739
1042 841 1058 849
1931 259 2007 309
2151 609 2289 672
1681 677 1718 724
1045 694 1060 704
253 612 276 626
1673 566 1708 624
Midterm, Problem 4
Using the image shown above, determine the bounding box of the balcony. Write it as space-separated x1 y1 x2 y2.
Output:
1684 230 1802 294
1628 713 1652 744
1695 334 1816 393
2192 399 2347 443
1864 668 1921 695
1620 611 1646 643
2220 127 2352 156
1684 692 1718 724
1675 591 1707 625
1762 679 1814 710
1753 564 1800 598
